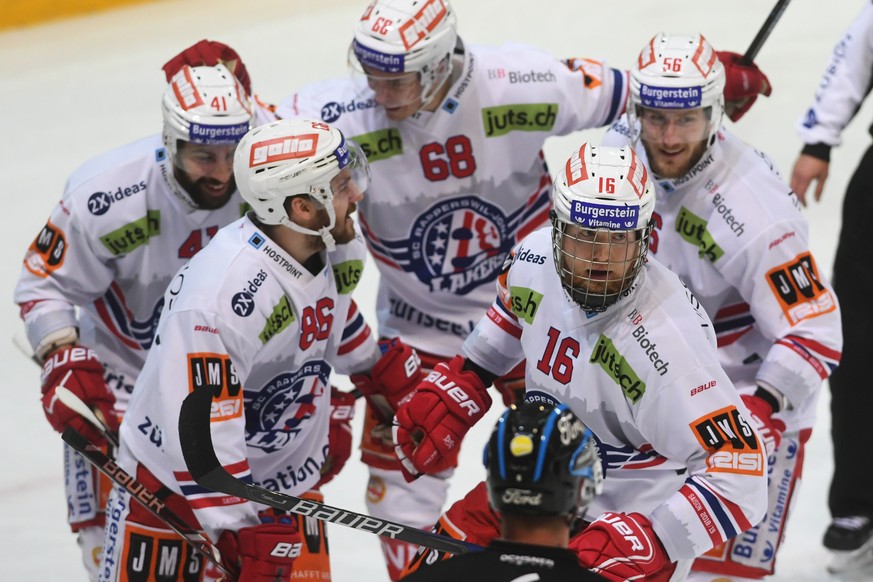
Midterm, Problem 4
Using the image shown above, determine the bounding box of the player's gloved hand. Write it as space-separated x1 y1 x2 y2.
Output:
217 511 302 581
315 387 356 488
162 39 252 95
41 345 117 445
571 512 676 582
393 356 491 481
741 393 786 455
351 338 424 424
493 361 525 407
716 50 772 122
400 481 501 577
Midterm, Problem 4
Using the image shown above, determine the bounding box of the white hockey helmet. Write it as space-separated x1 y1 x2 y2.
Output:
628 33 725 149
551 143 655 312
350 0 458 107
162 64 253 163
234 119 370 250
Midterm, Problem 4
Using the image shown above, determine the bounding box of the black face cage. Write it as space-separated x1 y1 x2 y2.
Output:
550 214 653 312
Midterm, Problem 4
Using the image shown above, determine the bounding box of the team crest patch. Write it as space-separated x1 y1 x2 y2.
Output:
245 362 331 454
407 195 512 294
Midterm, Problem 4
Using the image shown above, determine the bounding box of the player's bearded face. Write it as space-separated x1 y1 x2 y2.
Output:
174 142 237 209
303 168 364 249
363 67 423 121
639 107 710 179
559 225 640 299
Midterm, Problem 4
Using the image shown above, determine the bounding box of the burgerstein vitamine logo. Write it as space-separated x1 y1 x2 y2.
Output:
189 122 249 145
639 83 702 109
570 201 639 230
352 40 404 73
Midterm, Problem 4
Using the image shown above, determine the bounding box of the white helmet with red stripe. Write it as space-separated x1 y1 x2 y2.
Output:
161 64 252 162
550 143 655 311
233 119 369 250
350 0 458 106
628 33 726 148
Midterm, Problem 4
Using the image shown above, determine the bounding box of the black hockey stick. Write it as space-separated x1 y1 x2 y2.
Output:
743 0 792 63
61 427 234 579
178 387 481 555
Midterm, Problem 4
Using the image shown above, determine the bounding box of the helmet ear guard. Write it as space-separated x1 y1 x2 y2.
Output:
233 119 370 250
483 401 600 518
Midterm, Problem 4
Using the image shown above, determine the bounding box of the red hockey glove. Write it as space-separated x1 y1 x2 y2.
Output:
316 387 356 488
393 356 491 481
350 338 424 424
162 39 252 95
571 512 675 582
217 512 302 581
717 50 772 122
741 394 786 455
493 361 526 407
41 345 118 446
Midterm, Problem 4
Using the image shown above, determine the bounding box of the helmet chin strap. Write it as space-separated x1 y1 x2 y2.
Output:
279 202 338 252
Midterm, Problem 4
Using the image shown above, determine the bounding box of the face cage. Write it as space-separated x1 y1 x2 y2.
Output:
551 218 653 312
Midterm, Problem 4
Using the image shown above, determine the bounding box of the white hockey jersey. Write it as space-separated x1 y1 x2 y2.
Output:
277 41 628 356
119 216 380 536
14 135 248 405
603 123 843 429
796 1 873 147
461 228 768 560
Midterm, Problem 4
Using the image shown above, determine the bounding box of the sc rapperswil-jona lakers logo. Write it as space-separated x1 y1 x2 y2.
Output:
409 195 513 294
245 362 330 454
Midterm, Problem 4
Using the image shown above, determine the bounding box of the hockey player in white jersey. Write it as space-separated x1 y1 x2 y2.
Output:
394 142 769 581
599 33 844 581
13 61 259 580
252 2 775 576
99 118 389 581
275 0 632 574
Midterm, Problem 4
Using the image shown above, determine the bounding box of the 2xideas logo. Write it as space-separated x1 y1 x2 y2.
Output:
231 269 268 317
321 99 377 123
87 181 148 216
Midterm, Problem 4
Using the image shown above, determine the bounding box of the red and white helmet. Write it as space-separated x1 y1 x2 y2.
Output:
350 0 458 106
233 119 370 250
628 33 725 148
551 143 655 311
162 63 253 162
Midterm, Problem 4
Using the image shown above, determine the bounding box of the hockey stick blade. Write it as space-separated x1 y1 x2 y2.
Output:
56 384 119 448
743 0 792 63
179 387 480 555
61 427 234 579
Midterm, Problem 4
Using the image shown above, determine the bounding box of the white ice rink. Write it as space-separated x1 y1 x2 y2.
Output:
1 0 867 579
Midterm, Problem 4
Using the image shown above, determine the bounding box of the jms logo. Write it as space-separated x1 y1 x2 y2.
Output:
691 405 764 476
187 353 242 421
24 220 67 278
766 252 836 325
